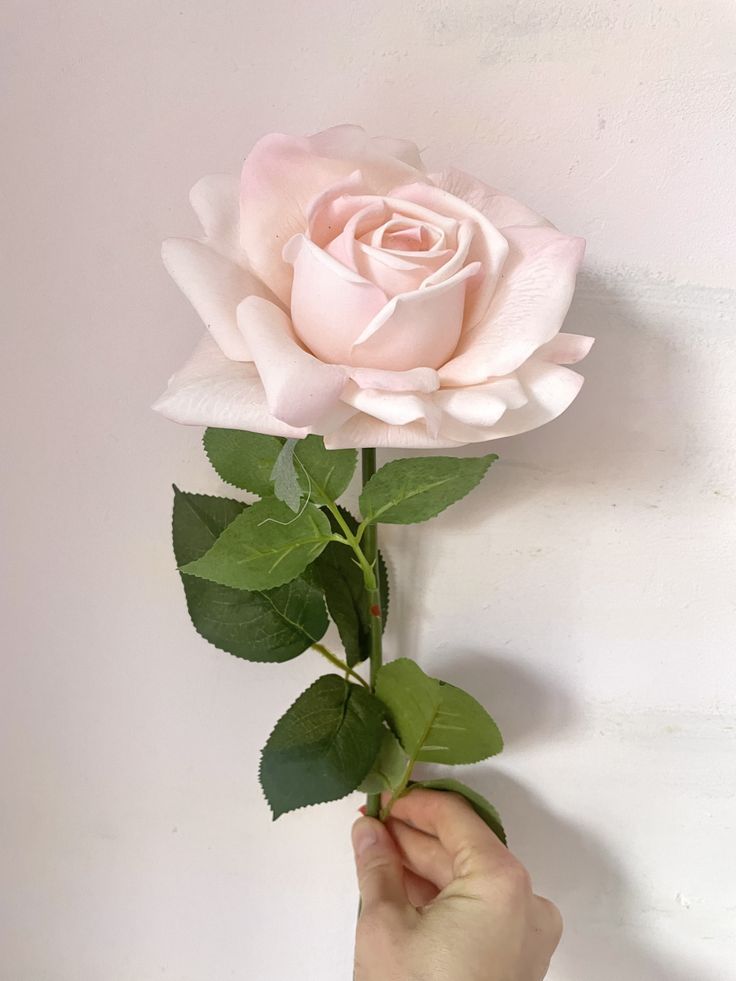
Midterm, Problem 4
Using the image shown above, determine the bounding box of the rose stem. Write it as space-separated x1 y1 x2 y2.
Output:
361 447 383 820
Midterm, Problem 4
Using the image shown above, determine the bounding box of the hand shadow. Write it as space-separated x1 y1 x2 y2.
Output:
470 771 718 981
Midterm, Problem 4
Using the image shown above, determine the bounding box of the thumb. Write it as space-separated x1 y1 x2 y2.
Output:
351 816 409 915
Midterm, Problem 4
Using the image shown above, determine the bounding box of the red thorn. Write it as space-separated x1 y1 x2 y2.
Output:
358 805 367 815
370 604 381 617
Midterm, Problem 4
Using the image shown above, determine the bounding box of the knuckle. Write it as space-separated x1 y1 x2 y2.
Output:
495 858 533 899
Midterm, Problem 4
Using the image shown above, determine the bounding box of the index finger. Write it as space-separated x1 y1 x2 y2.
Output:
387 788 510 878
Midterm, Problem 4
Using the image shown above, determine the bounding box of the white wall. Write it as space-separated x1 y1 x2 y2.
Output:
2 2 735 979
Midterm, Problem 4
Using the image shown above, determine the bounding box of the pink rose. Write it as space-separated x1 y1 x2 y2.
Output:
154 125 592 448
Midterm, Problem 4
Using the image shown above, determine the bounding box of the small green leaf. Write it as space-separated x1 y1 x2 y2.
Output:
315 507 390 666
260 675 386 817
172 487 328 662
293 435 357 502
376 658 503 765
203 428 284 495
407 778 506 845
358 730 409 794
359 454 497 525
181 498 333 591
270 438 302 513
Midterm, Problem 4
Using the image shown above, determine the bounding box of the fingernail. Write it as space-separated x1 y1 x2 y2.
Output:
352 819 378 857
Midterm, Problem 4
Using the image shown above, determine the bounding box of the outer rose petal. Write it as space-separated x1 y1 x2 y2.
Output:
471 359 587 440
189 174 242 259
236 295 347 429
324 416 464 450
341 383 443 435
439 227 586 386
240 126 427 304
431 168 552 229
368 135 425 170
152 333 308 437
283 234 388 364
435 376 529 429
536 331 595 365
162 238 280 362
351 262 481 371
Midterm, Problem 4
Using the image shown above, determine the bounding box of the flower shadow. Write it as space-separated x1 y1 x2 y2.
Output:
385 269 695 527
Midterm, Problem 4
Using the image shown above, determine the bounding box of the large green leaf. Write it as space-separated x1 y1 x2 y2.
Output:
359 454 497 525
180 498 333 591
172 487 328 662
358 729 409 794
203 428 284 495
314 507 389 666
260 675 386 817
293 435 357 502
376 658 503 765
408 778 506 845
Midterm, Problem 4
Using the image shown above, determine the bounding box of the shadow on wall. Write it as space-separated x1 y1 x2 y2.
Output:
421 649 718 981
475 770 716 981
393 269 700 526
382 279 719 979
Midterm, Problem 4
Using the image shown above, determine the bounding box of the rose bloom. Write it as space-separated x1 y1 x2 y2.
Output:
154 125 592 448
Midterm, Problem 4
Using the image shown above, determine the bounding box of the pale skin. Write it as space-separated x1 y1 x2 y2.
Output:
351 789 562 981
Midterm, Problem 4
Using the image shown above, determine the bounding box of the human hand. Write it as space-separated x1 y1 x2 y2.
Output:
351 789 562 981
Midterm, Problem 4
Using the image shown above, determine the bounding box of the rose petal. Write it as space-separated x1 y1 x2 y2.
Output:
283 234 387 363
236 295 347 428
536 331 595 365
350 262 481 371
349 365 439 393
435 352 586 444
430 168 552 229
189 174 241 259
388 182 509 329
240 128 426 304
152 332 308 437
370 135 425 170
354 239 454 297
435 376 529 429
162 238 281 362
474 359 586 440
439 227 586 385
341 382 443 435
324 415 463 449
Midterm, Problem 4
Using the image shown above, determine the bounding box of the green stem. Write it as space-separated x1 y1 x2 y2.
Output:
361 448 384 820
311 643 369 689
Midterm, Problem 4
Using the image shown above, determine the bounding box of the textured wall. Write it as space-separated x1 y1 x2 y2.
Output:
2 1 735 979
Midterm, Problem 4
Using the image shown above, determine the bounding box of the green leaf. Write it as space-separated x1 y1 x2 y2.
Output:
358 729 409 794
407 778 506 845
359 454 497 525
375 658 503 765
203 428 284 495
314 507 389 666
270 438 302 513
181 498 333 591
172 486 248 566
172 487 328 662
260 675 386 817
293 435 357 502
